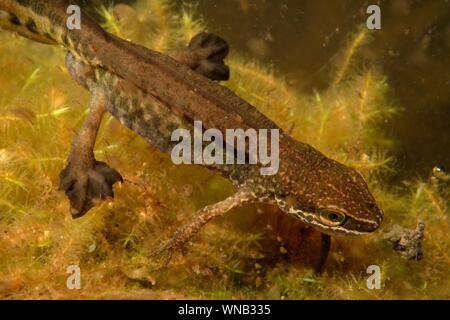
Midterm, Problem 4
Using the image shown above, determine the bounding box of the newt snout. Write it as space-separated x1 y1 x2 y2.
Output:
274 141 384 237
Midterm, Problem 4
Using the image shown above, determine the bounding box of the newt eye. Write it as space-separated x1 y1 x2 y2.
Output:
318 209 346 226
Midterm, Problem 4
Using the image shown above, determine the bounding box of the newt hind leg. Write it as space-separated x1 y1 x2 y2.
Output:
60 31 231 218
59 88 123 218
60 53 123 218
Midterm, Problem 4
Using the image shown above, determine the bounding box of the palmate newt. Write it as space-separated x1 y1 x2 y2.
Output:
0 0 383 272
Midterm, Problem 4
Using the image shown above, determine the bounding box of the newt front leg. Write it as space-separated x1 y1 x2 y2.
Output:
315 233 331 274
150 188 257 266
152 189 333 272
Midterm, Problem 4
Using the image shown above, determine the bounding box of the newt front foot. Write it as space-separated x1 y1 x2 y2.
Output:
149 240 178 269
171 32 230 81
59 160 122 218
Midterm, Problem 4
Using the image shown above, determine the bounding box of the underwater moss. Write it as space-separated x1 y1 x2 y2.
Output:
0 0 448 299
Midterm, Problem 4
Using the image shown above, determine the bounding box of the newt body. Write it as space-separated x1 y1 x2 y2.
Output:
0 0 383 270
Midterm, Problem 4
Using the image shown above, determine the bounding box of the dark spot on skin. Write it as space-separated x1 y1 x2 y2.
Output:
25 19 38 34
9 13 21 26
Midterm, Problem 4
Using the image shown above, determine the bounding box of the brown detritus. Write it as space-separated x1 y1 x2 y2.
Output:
120 266 157 288
384 222 425 260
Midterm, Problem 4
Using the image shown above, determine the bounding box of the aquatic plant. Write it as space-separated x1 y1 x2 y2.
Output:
0 0 448 299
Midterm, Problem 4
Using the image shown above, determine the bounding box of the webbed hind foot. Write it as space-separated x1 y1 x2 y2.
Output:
59 160 122 218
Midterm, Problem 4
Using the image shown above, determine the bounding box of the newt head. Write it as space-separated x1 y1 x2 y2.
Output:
274 142 383 236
